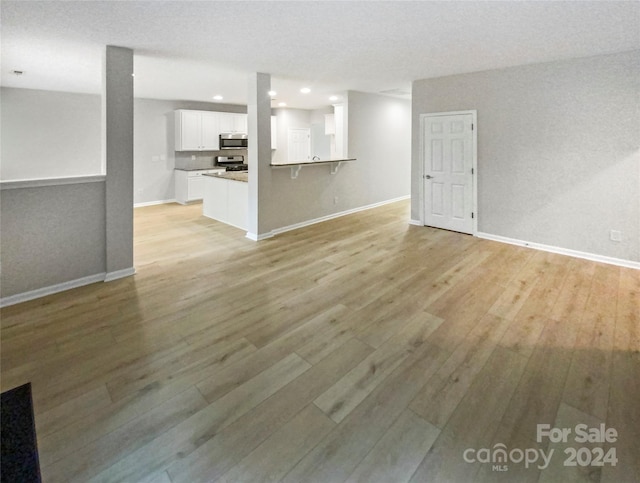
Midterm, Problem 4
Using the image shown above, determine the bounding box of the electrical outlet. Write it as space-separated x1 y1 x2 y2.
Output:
191 155 196 161
610 230 622 242
333 196 339 205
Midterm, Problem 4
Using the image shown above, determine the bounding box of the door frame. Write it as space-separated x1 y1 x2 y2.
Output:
419 110 478 235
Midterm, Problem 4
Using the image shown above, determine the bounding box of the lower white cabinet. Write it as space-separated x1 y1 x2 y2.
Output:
175 169 225 205
202 176 248 230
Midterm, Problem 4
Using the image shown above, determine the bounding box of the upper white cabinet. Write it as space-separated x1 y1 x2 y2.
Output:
218 113 247 134
200 113 220 150
175 110 219 151
326 104 346 159
324 113 335 135
333 104 345 159
271 115 278 150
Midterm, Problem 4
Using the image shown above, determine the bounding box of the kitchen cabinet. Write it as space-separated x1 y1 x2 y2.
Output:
202 175 248 230
175 110 220 151
333 104 345 159
325 104 346 159
175 168 225 204
271 115 278 149
218 113 247 133
324 113 335 135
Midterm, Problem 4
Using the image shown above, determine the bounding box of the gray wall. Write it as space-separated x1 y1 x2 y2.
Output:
0 87 102 180
411 50 640 262
348 91 412 205
264 90 411 231
0 182 106 297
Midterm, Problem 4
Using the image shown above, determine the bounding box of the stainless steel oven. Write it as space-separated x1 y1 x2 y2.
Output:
216 155 247 171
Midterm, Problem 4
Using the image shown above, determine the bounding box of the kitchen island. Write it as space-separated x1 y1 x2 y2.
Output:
202 172 248 230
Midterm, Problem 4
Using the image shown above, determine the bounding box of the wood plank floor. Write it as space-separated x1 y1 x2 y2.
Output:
1 199 638 482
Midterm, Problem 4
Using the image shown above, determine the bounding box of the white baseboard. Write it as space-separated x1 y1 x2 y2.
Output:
268 195 411 238
245 232 274 241
0 273 106 307
477 232 640 270
104 267 136 282
1 267 137 307
134 199 176 208
409 219 423 226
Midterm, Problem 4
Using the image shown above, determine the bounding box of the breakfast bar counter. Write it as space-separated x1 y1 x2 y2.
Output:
270 158 356 179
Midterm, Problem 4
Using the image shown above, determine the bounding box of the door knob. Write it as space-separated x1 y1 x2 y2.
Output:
424 174 434 179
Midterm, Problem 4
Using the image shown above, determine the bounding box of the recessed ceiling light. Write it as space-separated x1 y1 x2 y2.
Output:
268 90 277 97
213 95 223 101
300 87 311 94
329 95 338 101
278 102 287 107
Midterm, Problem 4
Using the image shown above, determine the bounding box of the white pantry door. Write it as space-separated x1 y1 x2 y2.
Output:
288 128 311 162
422 113 475 234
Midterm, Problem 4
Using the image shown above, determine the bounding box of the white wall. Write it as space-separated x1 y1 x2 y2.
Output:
0 87 102 180
411 50 640 263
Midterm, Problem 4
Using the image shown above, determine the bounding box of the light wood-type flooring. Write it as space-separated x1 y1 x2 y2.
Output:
1 199 638 482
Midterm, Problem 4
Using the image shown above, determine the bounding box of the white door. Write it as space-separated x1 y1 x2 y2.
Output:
288 128 311 162
422 113 475 234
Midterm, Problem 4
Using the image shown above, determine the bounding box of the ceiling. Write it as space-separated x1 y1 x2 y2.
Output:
2 1 639 110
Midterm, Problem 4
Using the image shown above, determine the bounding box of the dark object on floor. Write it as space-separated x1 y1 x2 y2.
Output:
1 383 41 483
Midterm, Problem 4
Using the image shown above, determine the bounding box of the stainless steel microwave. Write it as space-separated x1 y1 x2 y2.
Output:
219 132 248 150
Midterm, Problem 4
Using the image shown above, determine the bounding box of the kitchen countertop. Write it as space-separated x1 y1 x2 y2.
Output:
175 167 226 171
270 158 356 167
203 172 248 182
